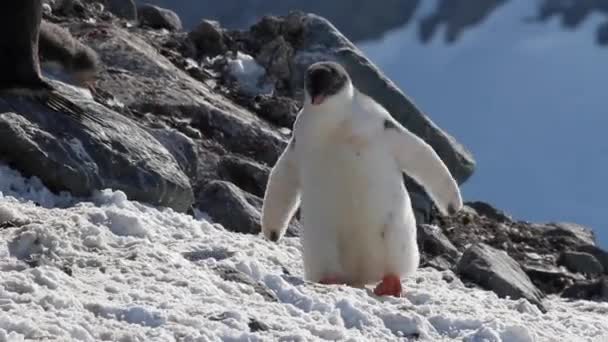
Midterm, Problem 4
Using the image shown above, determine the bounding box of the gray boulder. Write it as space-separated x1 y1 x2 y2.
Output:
0 81 193 212
558 251 604 275
198 180 299 237
286 12 475 184
106 0 137 20
148 126 199 179
418 225 459 259
74 24 286 167
465 201 512 223
544 222 597 246
138 4 182 31
456 243 545 311
577 245 608 274
188 19 227 57
562 277 608 301
217 156 270 198
417 224 460 270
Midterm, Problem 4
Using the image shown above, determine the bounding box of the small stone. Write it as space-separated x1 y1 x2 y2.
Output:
248 318 270 332
137 4 182 31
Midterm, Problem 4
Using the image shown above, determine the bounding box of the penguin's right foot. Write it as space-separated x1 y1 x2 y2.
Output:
373 274 403 297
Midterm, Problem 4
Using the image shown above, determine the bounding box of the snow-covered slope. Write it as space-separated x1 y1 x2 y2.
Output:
1 165 607 341
359 0 608 247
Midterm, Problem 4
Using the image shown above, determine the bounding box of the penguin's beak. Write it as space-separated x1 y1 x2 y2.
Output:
312 94 325 105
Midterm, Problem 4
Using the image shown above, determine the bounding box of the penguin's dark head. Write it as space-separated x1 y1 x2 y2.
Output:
304 61 351 107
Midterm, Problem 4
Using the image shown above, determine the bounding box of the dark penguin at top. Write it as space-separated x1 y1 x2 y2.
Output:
0 0 101 124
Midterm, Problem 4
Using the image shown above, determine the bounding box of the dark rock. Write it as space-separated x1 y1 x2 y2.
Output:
417 224 460 265
544 222 596 246
217 156 269 198
254 95 299 128
105 0 137 20
424 256 454 271
197 180 300 237
456 243 545 311
183 247 234 262
523 264 582 295
137 4 182 31
213 264 278 302
558 251 604 276
148 127 199 179
256 36 294 84
577 245 608 273
0 81 193 212
562 277 608 301
248 318 270 332
198 180 262 235
188 19 227 57
465 201 512 223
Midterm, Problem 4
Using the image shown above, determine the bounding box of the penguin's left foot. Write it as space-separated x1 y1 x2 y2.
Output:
373 274 402 297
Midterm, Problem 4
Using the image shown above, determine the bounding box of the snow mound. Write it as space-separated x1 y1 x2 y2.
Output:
0 165 607 341
226 52 272 95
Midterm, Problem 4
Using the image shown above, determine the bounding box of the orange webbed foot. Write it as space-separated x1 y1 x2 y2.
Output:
373 274 403 297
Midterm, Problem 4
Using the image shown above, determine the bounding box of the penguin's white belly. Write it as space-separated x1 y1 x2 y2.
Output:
299 141 419 285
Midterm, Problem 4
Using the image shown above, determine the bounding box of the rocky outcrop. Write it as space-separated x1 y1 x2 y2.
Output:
456 243 546 312
0 82 193 212
417 224 460 271
431 201 608 302
105 0 137 21
558 251 604 275
198 181 299 237
137 0 608 47
137 4 182 31
137 0 420 42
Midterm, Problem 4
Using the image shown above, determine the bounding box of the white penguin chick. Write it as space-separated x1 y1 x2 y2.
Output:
261 61 463 297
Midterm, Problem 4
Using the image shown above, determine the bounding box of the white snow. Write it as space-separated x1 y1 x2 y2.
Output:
0 164 607 341
226 52 273 95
